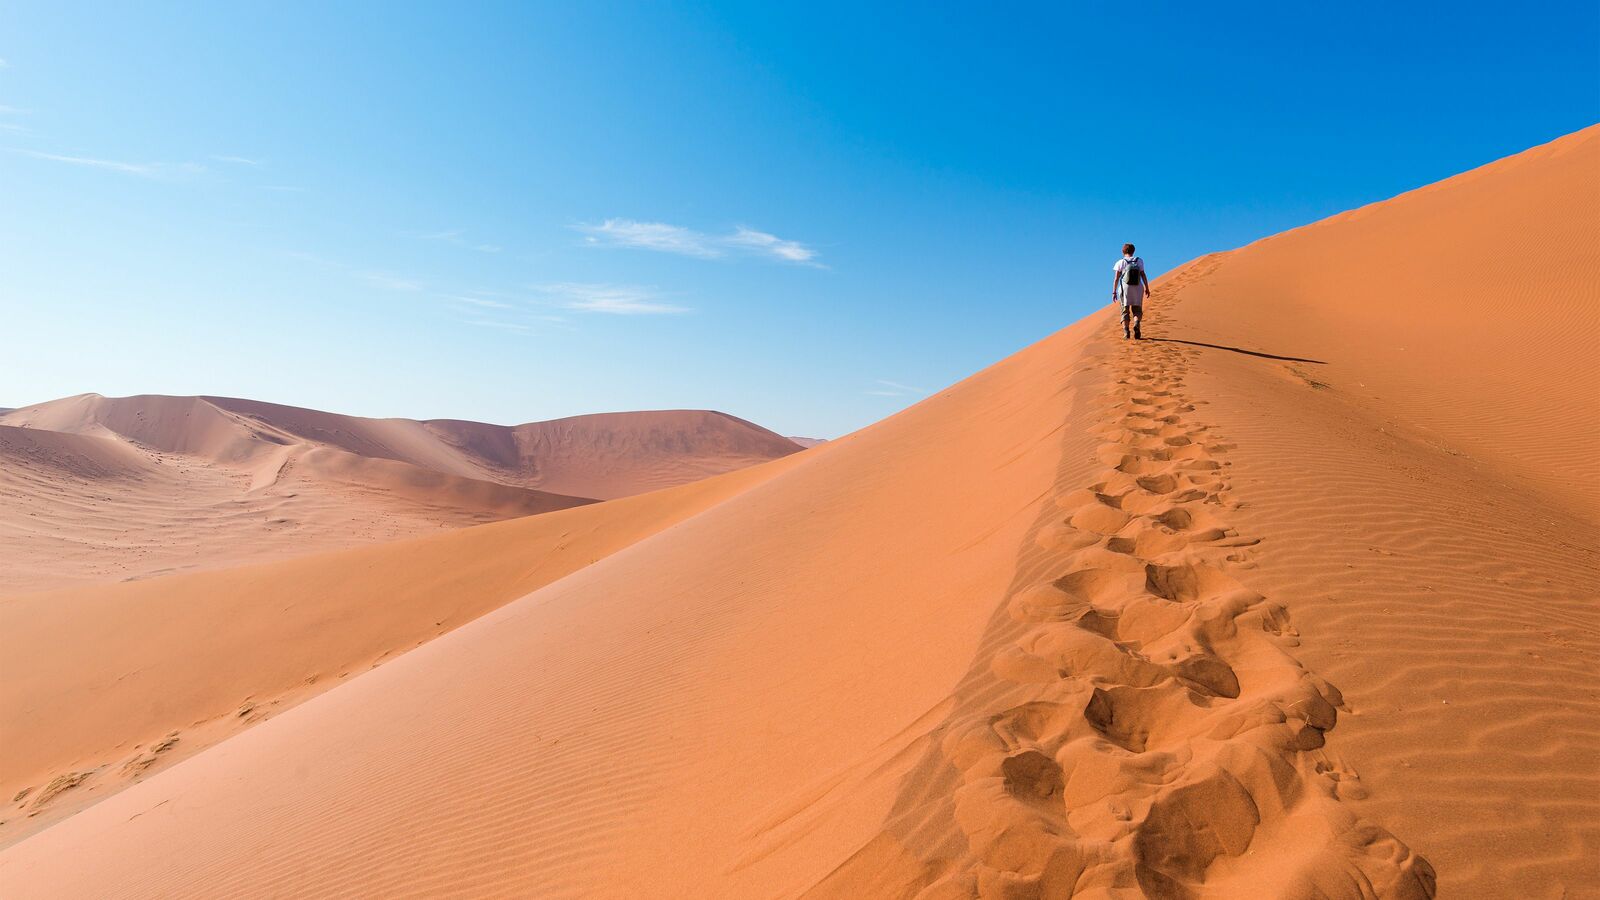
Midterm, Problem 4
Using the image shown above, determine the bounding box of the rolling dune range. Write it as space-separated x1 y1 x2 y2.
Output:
0 397 801 593
1 126 1595 897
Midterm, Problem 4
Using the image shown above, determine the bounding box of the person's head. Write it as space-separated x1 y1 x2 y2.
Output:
1122 243 1136 257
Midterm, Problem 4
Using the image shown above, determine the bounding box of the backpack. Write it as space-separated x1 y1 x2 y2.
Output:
1122 257 1142 286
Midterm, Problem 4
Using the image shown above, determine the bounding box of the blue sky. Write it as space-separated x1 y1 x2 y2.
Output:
3 3 1596 437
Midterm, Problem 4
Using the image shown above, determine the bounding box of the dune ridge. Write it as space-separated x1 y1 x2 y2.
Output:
808 257 1432 897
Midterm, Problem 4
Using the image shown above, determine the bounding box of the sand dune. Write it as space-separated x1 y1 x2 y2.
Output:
0 397 799 593
1 128 1595 897
0 453 803 847
2 394 801 500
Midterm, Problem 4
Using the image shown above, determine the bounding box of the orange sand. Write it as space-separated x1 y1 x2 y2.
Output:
1 127 1595 897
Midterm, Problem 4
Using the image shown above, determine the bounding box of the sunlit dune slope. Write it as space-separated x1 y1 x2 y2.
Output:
1161 125 1599 517
2 128 1595 898
1141 124 1600 897
0 453 801 847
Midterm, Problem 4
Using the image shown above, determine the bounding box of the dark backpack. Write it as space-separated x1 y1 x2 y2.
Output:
1123 258 1142 286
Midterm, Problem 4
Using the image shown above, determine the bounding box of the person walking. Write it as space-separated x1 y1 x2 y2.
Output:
1112 243 1150 340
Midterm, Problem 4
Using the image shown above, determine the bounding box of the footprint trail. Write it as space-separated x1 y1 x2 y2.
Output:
815 323 1435 899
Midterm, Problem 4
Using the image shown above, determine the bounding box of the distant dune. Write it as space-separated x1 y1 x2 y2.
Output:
788 435 829 448
1 128 1594 897
0 397 801 593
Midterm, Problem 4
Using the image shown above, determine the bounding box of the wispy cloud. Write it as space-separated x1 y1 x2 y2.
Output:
726 226 820 264
534 282 689 315
211 154 261 166
865 379 929 398
358 271 424 292
0 106 31 133
575 218 822 266
464 319 534 334
11 147 209 179
12 148 160 177
575 219 722 258
414 228 503 253
441 293 512 309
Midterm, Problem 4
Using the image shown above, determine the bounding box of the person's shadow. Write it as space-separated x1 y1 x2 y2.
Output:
1146 338 1326 365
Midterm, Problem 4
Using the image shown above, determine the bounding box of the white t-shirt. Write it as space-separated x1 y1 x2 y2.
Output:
1114 255 1147 301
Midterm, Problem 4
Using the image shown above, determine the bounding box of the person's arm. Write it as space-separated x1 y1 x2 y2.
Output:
1112 265 1122 303
1140 261 1151 295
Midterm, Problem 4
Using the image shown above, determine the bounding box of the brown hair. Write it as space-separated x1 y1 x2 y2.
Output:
1122 243 1135 256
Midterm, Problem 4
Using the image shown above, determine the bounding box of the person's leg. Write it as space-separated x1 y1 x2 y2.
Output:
1131 306 1143 340
1120 303 1131 338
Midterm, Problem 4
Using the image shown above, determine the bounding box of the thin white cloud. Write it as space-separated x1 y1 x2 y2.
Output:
866 379 929 398
12 148 160 177
211 154 261 165
726 226 821 265
878 379 928 394
415 228 503 253
576 218 821 265
464 319 534 334
441 294 512 309
11 148 208 179
359 272 424 292
0 106 31 133
535 282 688 315
576 219 722 258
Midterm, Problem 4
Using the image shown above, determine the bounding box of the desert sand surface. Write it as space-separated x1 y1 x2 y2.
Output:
0 397 800 593
0 453 804 847
1 128 1595 898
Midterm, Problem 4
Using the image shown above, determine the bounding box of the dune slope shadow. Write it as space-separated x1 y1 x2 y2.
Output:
1145 338 1327 364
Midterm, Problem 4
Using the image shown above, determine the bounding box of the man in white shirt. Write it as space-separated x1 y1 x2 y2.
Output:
1112 243 1150 340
